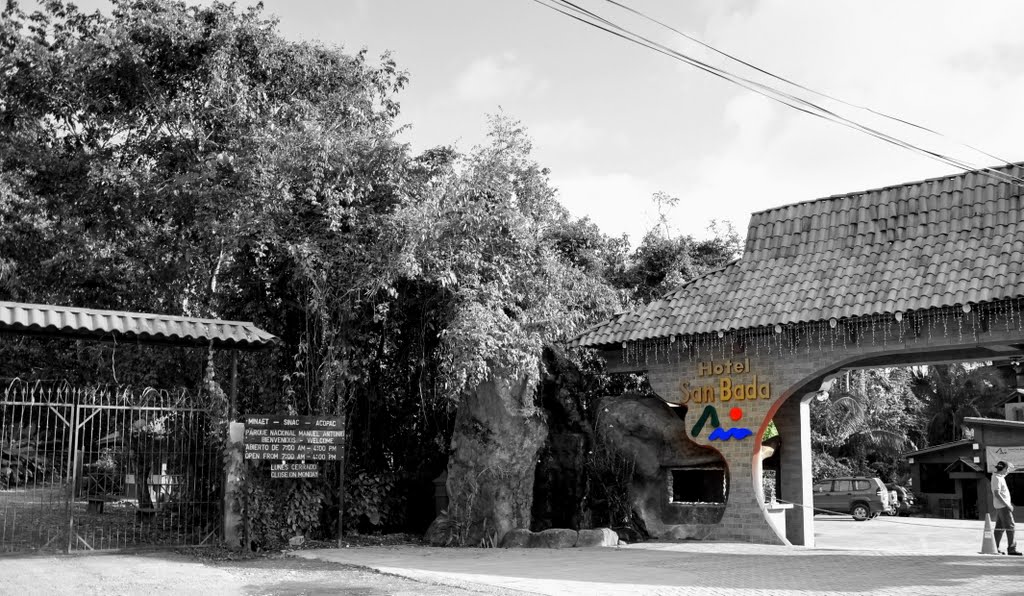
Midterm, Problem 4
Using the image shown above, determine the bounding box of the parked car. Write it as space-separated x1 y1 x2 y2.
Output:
884 483 921 516
812 476 893 521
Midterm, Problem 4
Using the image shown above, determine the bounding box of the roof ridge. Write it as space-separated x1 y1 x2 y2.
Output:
748 161 1024 219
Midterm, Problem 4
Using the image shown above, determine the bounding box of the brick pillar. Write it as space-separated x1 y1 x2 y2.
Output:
774 394 813 546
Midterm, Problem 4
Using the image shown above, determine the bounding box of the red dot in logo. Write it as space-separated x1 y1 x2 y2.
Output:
729 407 743 421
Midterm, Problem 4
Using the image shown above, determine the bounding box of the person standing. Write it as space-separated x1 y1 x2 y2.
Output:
991 460 1021 555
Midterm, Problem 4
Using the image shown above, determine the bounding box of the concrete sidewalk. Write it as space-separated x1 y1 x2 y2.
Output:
297 531 1024 596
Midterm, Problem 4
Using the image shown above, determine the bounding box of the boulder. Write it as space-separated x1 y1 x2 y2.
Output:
528 528 578 549
424 370 547 547
499 528 532 548
612 526 643 544
575 528 619 547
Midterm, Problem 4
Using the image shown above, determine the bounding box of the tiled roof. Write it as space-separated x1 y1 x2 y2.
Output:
575 163 1024 347
0 301 280 350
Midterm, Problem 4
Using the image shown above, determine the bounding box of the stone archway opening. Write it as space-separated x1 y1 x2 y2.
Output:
766 348 1024 547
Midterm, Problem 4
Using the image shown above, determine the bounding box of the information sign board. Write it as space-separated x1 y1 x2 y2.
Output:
243 415 345 463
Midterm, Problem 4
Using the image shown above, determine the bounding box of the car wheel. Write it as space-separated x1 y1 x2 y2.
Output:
886 508 898 516
851 503 870 521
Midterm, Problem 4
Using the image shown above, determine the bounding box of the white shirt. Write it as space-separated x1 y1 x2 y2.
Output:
992 471 1012 509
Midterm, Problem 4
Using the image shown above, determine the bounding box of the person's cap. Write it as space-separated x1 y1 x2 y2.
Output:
996 461 1009 471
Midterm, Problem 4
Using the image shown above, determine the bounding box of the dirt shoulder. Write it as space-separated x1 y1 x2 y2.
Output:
3 543 522 596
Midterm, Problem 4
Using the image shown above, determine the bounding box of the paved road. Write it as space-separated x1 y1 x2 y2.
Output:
297 542 1024 596
296 517 1024 596
4 517 1024 595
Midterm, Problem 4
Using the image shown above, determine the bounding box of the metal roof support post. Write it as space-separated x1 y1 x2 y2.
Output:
223 350 242 550
230 351 238 419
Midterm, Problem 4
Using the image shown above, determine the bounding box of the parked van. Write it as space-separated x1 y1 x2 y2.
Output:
812 477 893 521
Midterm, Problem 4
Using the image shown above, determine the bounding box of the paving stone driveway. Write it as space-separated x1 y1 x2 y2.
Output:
298 518 1024 596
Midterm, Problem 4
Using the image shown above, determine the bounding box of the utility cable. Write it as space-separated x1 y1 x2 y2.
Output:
560 0 1024 186
600 0 1019 172
531 0 1024 187
540 0 1024 186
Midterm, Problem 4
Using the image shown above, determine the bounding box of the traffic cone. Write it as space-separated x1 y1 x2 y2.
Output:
981 513 998 554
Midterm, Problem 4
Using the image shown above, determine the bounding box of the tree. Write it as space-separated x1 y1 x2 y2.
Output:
617 193 742 303
811 368 923 481
1 0 415 543
394 116 622 545
911 363 1006 444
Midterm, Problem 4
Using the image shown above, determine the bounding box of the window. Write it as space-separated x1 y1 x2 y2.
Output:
669 468 727 504
853 479 871 491
813 481 832 494
834 479 853 492
920 463 955 493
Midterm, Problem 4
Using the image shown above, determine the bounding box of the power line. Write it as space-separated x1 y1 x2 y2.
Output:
600 0 1018 173
541 0 1022 185
530 0 1024 186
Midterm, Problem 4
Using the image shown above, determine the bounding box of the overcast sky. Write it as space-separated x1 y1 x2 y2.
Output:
71 0 1024 244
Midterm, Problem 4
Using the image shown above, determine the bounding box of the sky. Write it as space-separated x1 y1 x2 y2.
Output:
69 0 1024 244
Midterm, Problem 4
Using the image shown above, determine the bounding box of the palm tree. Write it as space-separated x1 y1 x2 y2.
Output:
911 364 1006 445
816 392 908 455
811 369 918 477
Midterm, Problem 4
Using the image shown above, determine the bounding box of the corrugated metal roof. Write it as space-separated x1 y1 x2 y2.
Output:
901 439 973 458
574 163 1024 347
0 301 280 350
963 416 1024 430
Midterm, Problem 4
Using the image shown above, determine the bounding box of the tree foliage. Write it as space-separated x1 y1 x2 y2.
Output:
0 0 748 545
810 368 924 482
910 363 1006 444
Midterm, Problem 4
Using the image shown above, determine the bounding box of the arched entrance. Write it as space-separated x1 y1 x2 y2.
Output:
573 163 1024 545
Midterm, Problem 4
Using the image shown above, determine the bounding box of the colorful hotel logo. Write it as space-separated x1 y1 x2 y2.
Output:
682 359 770 441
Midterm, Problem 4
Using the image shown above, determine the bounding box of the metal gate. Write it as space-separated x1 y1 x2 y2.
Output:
0 381 220 553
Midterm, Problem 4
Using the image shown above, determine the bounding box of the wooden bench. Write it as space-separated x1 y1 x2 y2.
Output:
86 495 117 514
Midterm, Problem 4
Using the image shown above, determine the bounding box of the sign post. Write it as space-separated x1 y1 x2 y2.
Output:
234 415 345 550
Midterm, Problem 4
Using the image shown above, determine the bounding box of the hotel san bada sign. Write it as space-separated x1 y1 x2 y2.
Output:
678 358 772 404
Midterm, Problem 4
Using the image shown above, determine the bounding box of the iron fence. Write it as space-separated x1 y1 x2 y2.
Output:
0 380 220 553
